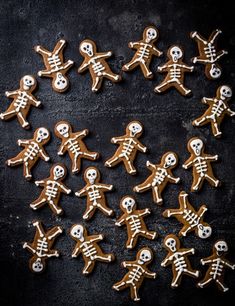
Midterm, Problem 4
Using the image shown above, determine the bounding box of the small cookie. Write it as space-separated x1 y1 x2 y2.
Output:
75 166 114 220
154 45 194 96
113 247 156 301
198 240 235 292
54 121 99 174
70 224 115 275
34 39 74 92
134 151 180 204
163 191 212 239
0 75 41 129
115 196 156 249
193 85 235 137
78 39 121 92
23 221 62 273
105 120 147 175
122 26 162 79
190 29 228 79
161 234 199 288
6 127 50 180
182 137 220 191
30 163 71 215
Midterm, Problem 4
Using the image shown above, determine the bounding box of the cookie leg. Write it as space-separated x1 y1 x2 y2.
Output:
95 253 114 262
191 176 203 191
72 155 81 173
153 186 163 204
126 234 137 249
97 202 113 216
130 285 140 301
122 57 139 71
140 62 153 79
17 112 30 128
134 180 152 193
123 159 136 175
198 277 213 288
23 161 32 179
30 194 47 210
141 231 157 240
174 82 191 96
82 151 99 160
216 279 229 292
193 115 207 127
83 204 95 220
103 70 120 82
92 76 103 92
211 121 222 137
83 260 95 274
48 200 63 215
0 108 17 120
6 154 23 166
105 155 121 168
113 279 127 291
186 269 199 278
171 271 182 287
154 81 170 93
205 173 219 187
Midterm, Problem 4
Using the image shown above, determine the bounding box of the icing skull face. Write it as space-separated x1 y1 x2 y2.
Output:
56 122 70 138
80 41 94 57
163 152 177 168
85 167 98 184
70 225 84 241
197 224 212 239
165 237 177 252
35 127 50 143
121 196 136 213
53 72 68 91
53 165 65 180
31 258 44 273
144 27 157 43
21 75 36 91
169 46 183 62
127 121 143 137
209 64 221 79
138 249 152 265
220 85 232 99
189 138 204 156
214 240 228 256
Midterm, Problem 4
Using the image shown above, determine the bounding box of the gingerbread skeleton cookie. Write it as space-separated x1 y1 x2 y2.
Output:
23 221 62 273
55 121 99 174
0 75 41 129
134 152 180 204
190 29 228 79
78 39 121 92
75 166 114 220
154 45 194 96
34 39 74 92
105 121 147 175
115 196 156 249
30 163 71 215
122 26 163 79
193 85 235 137
70 224 115 275
113 247 156 301
6 127 50 180
198 240 235 292
163 191 212 239
161 234 199 288
183 137 219 191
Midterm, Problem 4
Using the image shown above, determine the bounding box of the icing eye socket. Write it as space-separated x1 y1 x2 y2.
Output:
197 143 200 146
129 199 132 203
193 144 196 147
177 51 180 54
43 133 47 136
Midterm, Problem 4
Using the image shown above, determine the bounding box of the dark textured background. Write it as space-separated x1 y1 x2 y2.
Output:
0 0 234 305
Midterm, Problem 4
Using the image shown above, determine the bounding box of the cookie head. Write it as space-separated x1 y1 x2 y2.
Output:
51 164 66 180
137 247 153 265
214 240 228 256
207 63 221 79
168 45 183 62
30 258 44 273
53 72 68 92
219 85 232 99
120 196 136 214
20 75 37 91
79 40 96 58
34 127 50 144
188 137 204 156
70 224 85 241
162 152 178 169
55 121 71 139
126 121 143 138
85 167 100 184
143 26 158 43
197 223 212 239
164 235 179 253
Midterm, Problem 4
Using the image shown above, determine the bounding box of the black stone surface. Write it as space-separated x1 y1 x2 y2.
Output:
0 0 234 305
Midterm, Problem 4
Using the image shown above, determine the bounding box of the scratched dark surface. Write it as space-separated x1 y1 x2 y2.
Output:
0 0 234 305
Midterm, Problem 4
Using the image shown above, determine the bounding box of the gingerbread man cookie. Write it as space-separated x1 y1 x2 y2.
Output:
134 152 180 204
183 137 220 191
113 247 156 301
70 224 115 275
30 163 71 215
75 166 114 220
115 196 156 249
190 29 228 79
54 121 99 174
0 75 41 129
78 39 121 92
163 191 212 239
193 85 235 138
122 26 162 79
154 45 194 96
105 121 147 175
6 127 50 180
198 240 235 292
23 221 62 273
161 234 199 288
34 39 74 92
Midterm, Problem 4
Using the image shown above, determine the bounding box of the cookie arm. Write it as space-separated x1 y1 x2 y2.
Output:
96 51 112 59
59 182 71 194
223 259 235 269
89 234 103 242
182 157 194 169
157 64 168 72
128 41 141 49
204 154 218 161
200 255 215 265
78 60 89 73
74 129 88 139
115 214 126 226
152 47 163 56
39 148 50 161
161 255 171 267
201 97 215 105
75 187 87 197
111 136 126 144
17 139 30 146
96 183 113 191
146 160 156 171
144 268 156 278
27 94 41 107
135 140 147 153
226 108 235 117
23 242 36 254
181 248 195 256
138 208 151 217
167 171 180 183
182 64 194 72
58 143 67 155
5 90 18 97
72 245 81 257
35 179 46 187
